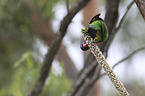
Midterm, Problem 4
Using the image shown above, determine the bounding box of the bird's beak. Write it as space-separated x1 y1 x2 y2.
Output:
83 44 87 47
88 25 92 28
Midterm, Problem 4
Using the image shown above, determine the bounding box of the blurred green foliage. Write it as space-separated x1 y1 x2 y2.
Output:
0 51 40 96
42 63 72 96
0 51 71 96
0 0 34 88
0 0 73 95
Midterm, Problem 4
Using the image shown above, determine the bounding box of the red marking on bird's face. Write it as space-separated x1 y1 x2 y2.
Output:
83 44 87 47
86 29 89 32
97 41 103 44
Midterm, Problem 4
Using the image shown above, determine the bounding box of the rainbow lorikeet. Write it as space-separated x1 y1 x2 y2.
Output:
80 13 109 51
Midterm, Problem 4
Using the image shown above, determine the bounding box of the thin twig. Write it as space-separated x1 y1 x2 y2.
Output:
112 44 145 69
116 1 134 31
66 0 69 13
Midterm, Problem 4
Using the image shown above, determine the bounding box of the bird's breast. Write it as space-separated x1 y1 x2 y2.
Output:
88 28 97 39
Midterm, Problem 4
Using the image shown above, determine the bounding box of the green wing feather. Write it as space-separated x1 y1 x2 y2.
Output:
87 19 108 43
100 21 108 41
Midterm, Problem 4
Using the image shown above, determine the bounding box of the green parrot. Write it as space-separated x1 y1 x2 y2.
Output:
80 13 109 51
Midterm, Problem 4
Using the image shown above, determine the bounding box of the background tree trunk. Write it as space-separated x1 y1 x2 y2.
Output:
82 0 101 96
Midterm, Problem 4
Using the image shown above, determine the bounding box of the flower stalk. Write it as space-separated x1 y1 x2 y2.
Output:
81 28 130 96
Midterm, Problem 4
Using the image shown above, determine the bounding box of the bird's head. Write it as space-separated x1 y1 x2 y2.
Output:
80 41 89 51
89 13 103 24
88 22 97 29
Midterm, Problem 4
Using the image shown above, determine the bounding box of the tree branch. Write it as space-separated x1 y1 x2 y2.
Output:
104 1 134 57
116 1 134 31
29 0 90 96
79 65 101 96
22 0 79 80
81 28 130 96
112 44 145 69
66 0 70 13
68 61 98 96
134 0 145 20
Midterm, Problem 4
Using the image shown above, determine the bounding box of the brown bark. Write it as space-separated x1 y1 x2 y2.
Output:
134 0 145 20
